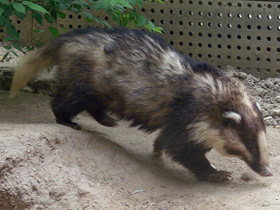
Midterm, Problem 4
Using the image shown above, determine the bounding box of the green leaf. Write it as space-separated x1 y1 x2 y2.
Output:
61 26 67 32
50 9 57 21
154 27 163 33
119 0 133 9
6 28 19 40
49 26 59 38
36 41 43 47
148 20 155 29
137 16 146 26
4 7 12 16
12 43 22 52
5 36 15 42
71 7 79 12
92 0 108 10
57 11 66 19
4 45 11 50
33 12 42 25
22 1 48 13
73 4 81 10
13 3 26 14
129 11 138 18
82 11 93 21
2 52 9 61
0 0 8 5
0 7 4 16
109 0 119 7
44 13 52 23
11 50 18 57
94 16 112 28
14 10 26 20
58 3 67 10
77 0 87 5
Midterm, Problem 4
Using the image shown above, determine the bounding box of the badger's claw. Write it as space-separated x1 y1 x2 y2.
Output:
208 170 231 183
56 119 82 130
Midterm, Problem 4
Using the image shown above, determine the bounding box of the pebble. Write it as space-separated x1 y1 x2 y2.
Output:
264 116 273 121
275 96 280 103
254 87 265 96
265 80 274 88
271 109 280 117
22 86 33 93
239 72 248 80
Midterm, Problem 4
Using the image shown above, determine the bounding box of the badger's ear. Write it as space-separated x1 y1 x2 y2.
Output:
223 111 242 124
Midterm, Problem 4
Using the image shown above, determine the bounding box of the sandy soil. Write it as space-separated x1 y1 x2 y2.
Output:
0 90 280 210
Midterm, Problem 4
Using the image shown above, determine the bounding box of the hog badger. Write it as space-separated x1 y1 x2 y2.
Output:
10 28 272 182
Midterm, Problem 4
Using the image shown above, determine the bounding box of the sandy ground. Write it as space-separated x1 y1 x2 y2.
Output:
0 90 280 210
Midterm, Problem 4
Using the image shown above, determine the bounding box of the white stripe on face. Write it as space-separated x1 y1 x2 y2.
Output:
258 131 270 165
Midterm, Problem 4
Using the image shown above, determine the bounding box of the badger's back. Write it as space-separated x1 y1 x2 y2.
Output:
51 28 198 131
11 27 224 131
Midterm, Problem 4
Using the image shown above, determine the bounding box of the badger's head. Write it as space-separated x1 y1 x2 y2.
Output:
190 73 272 177
220 103 272 177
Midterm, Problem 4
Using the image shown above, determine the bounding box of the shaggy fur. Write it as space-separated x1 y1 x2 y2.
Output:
10 27 272 182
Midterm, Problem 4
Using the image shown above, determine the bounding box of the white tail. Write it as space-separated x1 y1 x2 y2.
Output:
9 47 55 97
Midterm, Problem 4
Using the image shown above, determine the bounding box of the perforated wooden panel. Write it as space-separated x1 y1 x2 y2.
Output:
140 0 280 78
2 0 280 78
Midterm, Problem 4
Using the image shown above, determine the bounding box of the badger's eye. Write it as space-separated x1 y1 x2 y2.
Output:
224 117 238 127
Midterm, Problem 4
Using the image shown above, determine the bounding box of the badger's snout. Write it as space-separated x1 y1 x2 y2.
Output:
255 164 273 177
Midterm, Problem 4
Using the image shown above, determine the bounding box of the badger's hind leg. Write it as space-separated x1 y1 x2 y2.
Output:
86 103 117 127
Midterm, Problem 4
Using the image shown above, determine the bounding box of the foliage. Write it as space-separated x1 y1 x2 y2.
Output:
0 0 164 60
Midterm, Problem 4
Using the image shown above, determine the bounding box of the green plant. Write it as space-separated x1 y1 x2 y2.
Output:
0 0 164 60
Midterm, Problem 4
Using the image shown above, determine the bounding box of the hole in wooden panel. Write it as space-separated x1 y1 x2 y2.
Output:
267 15 272 20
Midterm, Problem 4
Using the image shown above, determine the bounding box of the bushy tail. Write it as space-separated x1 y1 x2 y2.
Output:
9 45 56 97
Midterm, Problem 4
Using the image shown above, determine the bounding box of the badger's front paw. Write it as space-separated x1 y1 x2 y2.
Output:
207 170 231 183
56 119 82 130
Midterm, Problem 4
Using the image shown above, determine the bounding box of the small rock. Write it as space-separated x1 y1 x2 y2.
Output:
260 82 267 89
22 86 33 93
271 109 280 117
275 96 280 103
265 80 274 88
254 87 265 96
264 116 273 121
239 72 248 80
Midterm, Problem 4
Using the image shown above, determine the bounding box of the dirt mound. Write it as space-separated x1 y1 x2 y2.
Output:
0 90 280 209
